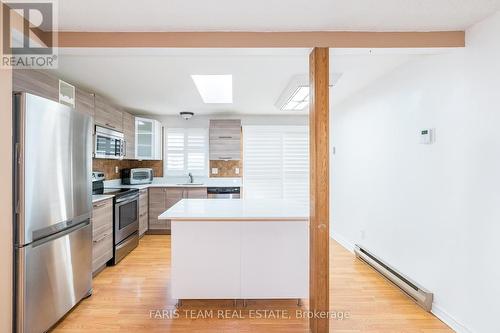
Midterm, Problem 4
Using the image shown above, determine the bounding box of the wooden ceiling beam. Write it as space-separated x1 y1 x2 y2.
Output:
55 31 464 48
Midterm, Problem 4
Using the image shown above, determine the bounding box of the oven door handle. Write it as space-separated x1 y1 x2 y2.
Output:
116 193 139 204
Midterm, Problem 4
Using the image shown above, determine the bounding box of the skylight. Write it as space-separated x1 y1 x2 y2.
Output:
191 75 233 104
282 86 309 111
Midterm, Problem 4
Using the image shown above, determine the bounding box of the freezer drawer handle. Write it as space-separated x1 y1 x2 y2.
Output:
31 219 91 248
31 213 92 243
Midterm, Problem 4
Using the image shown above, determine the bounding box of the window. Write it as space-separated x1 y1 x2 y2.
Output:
165 128 208 176
243 126 309 202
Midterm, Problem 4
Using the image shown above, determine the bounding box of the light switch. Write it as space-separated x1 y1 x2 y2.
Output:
115 166 119 174
235 167 240 175
212 168 218 175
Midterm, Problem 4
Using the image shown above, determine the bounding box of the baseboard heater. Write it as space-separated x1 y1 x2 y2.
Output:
354 245 433 311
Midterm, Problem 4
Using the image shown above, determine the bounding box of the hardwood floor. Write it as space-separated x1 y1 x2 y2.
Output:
52 236 451 333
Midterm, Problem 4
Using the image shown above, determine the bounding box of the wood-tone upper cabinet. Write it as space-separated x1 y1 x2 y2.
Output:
139 188 148 236
13 70 96 118
12 69 59 102
135 117 162 160
94 94 123 131
92 198 114 275
209 119 242 160
123 112 135 159
75 89 95 117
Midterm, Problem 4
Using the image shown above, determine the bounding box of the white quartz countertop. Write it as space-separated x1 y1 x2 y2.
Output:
92 194 114 204
158 199 309 221
103 177 242 190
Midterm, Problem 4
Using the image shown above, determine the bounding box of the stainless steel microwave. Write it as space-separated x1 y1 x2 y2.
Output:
94 126 125 159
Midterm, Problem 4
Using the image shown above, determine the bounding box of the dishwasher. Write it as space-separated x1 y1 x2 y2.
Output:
207 187 241 199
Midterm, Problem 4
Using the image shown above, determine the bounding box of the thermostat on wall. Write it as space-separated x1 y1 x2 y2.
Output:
419 129 433 144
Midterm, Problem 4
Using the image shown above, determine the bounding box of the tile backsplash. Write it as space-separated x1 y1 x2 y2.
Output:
209 160 242 178
93 159 163 180
93 159 241 180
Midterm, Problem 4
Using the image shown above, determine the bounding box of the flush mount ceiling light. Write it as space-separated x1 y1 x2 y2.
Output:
276 73 342 111
282 86 310 111
191 74 233 104
180 111 194 120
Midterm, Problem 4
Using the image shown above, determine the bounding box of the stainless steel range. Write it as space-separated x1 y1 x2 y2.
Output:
92 172 139 264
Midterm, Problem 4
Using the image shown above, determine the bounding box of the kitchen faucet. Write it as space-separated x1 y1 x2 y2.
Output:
188 172 194 184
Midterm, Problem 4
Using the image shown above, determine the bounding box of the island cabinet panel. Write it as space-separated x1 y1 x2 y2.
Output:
171 222 241 299
138 189 148 236
240 222 309 298
94 94 123 131
170 219 309 300
209 119 241 161
92 199 114 275
123 111 135 159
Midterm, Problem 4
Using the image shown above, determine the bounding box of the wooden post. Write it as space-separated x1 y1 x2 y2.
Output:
309 47 329 333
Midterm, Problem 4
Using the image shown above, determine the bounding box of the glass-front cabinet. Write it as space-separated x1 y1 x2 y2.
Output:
135 117 163 160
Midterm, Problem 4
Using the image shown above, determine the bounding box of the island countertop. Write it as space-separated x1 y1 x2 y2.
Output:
158 199 309 221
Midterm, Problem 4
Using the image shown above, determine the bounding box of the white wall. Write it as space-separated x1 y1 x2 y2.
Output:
330 11 500 333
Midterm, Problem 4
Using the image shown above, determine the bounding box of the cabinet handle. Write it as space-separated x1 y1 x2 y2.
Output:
218 157 232 160
93 234 109 243
218 136 233 139
93 202 108 208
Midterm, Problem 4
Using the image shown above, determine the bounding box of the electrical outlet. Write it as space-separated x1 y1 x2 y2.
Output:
211 168 218 175
235 167 240 175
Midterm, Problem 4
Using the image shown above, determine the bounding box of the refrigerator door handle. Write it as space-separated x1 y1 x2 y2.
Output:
14 143 20 215
31 219 91 248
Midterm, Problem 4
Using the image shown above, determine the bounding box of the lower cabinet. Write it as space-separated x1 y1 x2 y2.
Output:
149 187 170 232
92 198 114 275
139 188 149 236
186 187 208 199
148 187 207 233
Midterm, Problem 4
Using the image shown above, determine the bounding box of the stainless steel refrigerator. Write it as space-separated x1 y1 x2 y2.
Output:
13 93 93 333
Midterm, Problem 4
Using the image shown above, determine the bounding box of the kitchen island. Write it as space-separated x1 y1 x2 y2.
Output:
159 199 309 302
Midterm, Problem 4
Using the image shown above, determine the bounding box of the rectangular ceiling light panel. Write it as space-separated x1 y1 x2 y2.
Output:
282 86 309 111
191 74 233 104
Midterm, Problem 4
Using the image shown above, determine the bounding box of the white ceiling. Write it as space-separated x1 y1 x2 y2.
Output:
57 0 500 32
52 48 452 116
